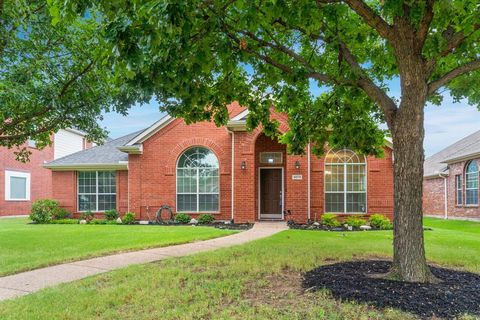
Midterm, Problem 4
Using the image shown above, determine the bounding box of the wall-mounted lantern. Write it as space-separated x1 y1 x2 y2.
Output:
240 161 247 170
294 160 301 169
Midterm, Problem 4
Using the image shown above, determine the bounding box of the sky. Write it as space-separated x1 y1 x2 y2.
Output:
100 87 480 158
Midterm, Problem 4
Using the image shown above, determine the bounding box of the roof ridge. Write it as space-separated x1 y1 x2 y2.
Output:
426 129 480 161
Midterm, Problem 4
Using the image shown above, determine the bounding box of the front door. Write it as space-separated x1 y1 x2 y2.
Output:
259 168 283 219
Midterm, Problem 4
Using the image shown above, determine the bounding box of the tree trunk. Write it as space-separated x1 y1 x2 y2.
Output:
389 74 436 283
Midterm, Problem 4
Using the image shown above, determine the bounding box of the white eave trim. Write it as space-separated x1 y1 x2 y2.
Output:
117 144 143 154
442 151 480 165
64 128 87 136
226 120 247 131
43 163 128 171
230 109 249 121
125 115 174 146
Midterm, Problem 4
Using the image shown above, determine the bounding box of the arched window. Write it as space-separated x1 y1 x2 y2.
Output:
177 147 219 212
465 160 478 205
325 149 367 213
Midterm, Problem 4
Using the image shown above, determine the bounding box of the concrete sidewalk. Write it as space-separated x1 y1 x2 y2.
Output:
0 222 286 301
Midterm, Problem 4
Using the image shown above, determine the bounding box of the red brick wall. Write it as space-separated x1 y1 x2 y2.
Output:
0 144 54 215
423 158 480 219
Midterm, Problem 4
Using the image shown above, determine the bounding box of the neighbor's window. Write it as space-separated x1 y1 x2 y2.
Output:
465 161 478 205
177 147 219 212
325 149 366 213
77 171 116 211
4 170 30 201
27 139 37 148
455 174 462 205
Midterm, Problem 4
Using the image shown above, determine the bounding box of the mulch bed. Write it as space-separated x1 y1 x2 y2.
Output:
302 260 480 319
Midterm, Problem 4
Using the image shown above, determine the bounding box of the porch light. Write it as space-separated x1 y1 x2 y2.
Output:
294 160 301 169
240 161 247 170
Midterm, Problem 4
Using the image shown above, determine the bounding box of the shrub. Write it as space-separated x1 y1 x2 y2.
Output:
52 207 71 220
49 219 79 224
90 219 107 225
321 213 341 228
175 213 192 224
344 217 367 229
198 214 215 224
104 209 119 220
369 214 393 230
80 210 95 221
29 199 60 223
122 212 136 225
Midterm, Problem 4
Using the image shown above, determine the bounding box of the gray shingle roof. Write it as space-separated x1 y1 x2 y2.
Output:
45 131 142 168
424 130 480 178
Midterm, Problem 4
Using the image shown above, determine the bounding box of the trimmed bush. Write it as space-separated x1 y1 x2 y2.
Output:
29 199 60 224
122 212 136 225
80 210 95 221
369 214 393 230
49 219 79 224
175 213 192 224
344 217 367 229
104 209 119 220
52 207 71 220
321 213 341 228
198 214 215 224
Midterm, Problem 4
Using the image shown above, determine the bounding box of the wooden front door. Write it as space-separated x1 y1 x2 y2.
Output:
259 168 283 219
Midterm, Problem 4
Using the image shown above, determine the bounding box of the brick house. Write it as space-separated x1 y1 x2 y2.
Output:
1 129 92 216
423 130 480 220
44 104 394 223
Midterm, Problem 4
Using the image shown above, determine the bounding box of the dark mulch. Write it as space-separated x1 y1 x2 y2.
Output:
302 260 480 319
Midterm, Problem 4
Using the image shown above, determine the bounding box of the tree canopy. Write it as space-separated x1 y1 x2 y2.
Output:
0 0 142 160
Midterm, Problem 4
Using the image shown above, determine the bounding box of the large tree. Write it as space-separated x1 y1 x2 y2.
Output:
53 0 479 282
0 0 142 160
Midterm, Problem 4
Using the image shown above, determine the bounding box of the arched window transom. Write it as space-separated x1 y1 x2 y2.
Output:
465 160 478 205
177 147 219 212
325 149 366 213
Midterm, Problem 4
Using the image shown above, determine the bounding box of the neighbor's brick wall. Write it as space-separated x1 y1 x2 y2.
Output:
423 158 480 219
0 144 54 215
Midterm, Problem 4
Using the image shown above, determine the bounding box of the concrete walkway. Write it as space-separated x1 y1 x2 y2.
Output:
0 222 286 301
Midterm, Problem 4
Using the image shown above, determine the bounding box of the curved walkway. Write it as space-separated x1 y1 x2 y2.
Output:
0 222 286 301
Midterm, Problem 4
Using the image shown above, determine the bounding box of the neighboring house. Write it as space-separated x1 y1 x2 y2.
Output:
0 129 91 216
44 103 394 223
423 130 480 220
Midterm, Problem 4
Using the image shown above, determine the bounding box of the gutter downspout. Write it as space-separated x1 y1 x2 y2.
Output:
438 172 448 220
307 143 311 221
230 131 235 222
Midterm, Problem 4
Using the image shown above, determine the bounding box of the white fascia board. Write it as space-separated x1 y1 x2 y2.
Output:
43 163 128 171
230 109 249 121
125 115 173 146
117 144 143 154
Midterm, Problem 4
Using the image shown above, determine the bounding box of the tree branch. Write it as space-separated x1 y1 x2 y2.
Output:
342 0 393 40
416 0 435 45
428 58 480 95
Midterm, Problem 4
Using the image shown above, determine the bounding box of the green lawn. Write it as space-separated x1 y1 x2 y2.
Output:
0 217 479 319
0 218 235 276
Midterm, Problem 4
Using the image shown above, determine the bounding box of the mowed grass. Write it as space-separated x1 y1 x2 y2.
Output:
0 218 235 276
0 217 479 319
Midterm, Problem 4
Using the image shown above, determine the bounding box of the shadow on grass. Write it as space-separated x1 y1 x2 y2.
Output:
303 260 480 319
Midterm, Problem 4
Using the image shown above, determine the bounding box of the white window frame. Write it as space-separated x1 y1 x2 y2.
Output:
324 149 367 214
465 161 478 206
176 147 220 213
77 171 116 212
259 152 283 165
5 170 31 201
455 174 462 206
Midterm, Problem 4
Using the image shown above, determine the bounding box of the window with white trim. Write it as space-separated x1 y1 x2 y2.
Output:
5 170 30 201
325 149 366 213
260 152 283 164
465 161 478 205
177 147 219 212
455 174 462 205
77 171 116 211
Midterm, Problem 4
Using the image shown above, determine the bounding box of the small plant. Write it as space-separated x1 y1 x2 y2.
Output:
80 210 95 221
90 219 107 225
369 214 393 230
344 217 367 229
122 212 136 225
29 199 60 223
52 207 71 220
104 209 119 220
198 214 215 224
321 213 341 228
175 213 192 224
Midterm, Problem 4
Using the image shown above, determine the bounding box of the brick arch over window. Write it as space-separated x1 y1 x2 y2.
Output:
164 137 227 175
